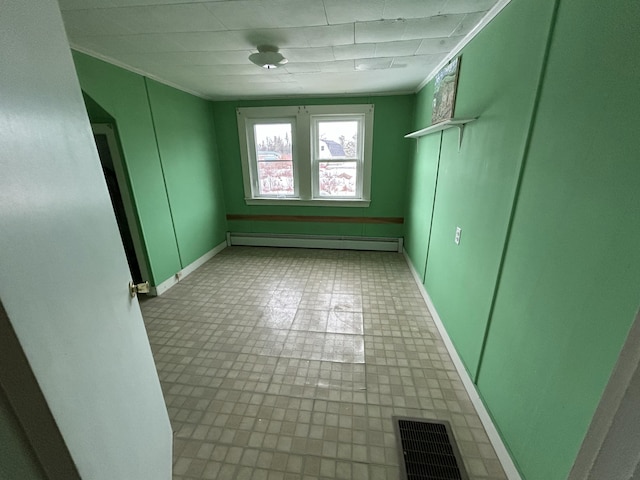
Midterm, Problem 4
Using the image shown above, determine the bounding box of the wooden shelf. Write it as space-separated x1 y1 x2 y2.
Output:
405 117 477 148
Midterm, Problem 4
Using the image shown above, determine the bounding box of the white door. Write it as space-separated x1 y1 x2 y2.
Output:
0 1 172 479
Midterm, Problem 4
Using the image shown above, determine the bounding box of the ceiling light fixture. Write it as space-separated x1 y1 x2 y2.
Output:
249 45 288 69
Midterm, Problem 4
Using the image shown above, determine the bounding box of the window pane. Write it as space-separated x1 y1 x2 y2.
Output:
319 161 357 197
257 161 294 195
318 120 359 159
254 123 294 195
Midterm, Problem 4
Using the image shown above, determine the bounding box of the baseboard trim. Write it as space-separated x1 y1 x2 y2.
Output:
402 249 522 480
229 233 402 252
149 240 227 296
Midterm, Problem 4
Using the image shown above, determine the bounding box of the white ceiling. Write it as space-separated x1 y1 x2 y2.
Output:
59 0 504 100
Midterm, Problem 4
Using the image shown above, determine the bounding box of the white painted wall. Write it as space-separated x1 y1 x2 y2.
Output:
569 309 640 480
0 1 172 479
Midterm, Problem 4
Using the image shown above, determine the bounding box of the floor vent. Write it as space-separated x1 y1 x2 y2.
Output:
393 417 469 480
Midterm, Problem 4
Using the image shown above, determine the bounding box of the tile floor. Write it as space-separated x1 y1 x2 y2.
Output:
140 247 507 480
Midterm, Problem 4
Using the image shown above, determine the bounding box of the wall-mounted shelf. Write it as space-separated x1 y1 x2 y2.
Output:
404 117 477 149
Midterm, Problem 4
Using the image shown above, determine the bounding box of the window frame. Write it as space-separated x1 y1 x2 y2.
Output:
311 113 366 200
247 116 298 199
236 104 374 207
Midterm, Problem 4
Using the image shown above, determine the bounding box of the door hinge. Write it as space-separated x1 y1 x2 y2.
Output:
129 281 150 298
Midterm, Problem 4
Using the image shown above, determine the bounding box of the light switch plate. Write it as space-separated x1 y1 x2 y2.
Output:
455 227 462 245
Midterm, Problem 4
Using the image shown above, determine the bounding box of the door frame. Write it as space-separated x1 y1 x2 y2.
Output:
92 123 150 283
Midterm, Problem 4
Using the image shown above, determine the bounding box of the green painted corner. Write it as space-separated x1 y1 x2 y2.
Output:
73 52 181 285
73 52 227 285
403 132 441 281
145 79 227 267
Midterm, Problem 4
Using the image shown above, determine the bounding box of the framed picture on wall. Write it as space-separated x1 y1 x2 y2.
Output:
431 56 461 125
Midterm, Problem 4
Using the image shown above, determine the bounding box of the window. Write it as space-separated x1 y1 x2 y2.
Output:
249 119 296 197
237 105 374 206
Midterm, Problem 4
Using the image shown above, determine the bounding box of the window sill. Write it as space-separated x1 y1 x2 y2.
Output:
244 198 371 207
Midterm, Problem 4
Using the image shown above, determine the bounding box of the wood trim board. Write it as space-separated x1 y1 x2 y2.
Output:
226 214 403 224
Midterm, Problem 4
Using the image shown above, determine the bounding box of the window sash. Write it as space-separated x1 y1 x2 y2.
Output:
311 115 365 199
246 117 298 199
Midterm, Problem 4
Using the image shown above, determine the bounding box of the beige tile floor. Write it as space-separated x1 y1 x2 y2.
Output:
140 247 507 480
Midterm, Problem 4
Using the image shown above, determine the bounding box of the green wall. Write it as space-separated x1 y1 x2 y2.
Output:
212 96 414 238
476 0 640 478
82 92 113 124
73 52 179 285
402 80 438 279
145 80 227 267
404 0 640 478
73 52 227 285
402 127 440 280
408 0 556 377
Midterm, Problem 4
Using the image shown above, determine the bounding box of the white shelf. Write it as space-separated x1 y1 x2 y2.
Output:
404 117 477 148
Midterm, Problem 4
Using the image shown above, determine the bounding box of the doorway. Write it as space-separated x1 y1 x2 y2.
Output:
92 124 147 284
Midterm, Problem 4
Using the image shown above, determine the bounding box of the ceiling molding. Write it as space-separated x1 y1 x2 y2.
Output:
211 89 416 102
69 43 211 100
415 0 512 93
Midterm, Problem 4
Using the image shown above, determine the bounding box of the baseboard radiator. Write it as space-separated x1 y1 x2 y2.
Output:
228 232 403 253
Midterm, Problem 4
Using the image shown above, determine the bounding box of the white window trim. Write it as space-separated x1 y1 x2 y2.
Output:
236 104 374 207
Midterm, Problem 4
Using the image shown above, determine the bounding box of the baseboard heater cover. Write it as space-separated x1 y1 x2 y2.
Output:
394 417 469 480
229 232 403 252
